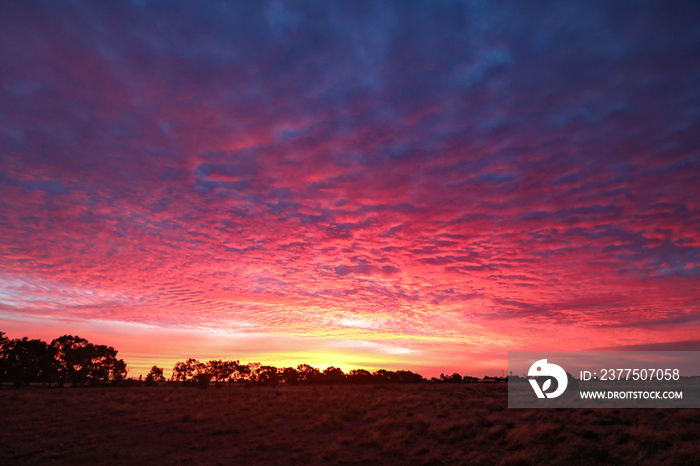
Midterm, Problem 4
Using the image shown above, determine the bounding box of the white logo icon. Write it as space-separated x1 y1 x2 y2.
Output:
528 359 568 398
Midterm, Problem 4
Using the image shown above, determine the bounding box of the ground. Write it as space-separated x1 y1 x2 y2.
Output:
1 384 699 465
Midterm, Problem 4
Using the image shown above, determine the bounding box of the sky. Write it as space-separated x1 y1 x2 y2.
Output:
1 1 699 378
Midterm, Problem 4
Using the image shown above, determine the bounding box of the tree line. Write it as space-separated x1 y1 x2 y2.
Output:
0 332 127 387
2 331 507 388
153 359 426 387
155 363 506 387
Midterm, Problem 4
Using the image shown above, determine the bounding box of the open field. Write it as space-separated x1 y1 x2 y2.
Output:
2 384 699 465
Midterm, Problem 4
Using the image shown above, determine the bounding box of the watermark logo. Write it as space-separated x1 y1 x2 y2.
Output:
509 351 698 408
528 359 568 398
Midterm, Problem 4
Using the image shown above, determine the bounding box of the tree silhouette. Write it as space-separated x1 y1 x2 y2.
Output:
374 369 399 383
1 331 512 389
0 332 5 381
112 358 128 383
85 344 126 385
164 360 430 386
296 364 320 384
49 336 126 387
233 361 250 382
245 362 261 383
322 366 345 384
395 370 424 384
51 335 91 387
0 333 127 387
440 372 463 383
256 365 279 385
348 369 373 384
145 366 165 385
172 358 199 383
207 360 223 386
207 360 236 387
280 367 299 385
0 337 54 387
223 360 241 385
171 358 212 387
194 372 211 389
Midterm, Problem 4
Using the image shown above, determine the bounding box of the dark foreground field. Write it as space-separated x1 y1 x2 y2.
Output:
2 384 699 465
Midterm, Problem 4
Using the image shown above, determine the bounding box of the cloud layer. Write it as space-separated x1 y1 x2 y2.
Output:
1 1 699 375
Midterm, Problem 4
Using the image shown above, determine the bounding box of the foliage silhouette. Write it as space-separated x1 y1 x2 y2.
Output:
167 360 430 386
145 366 165 385
1 338 54 387
440 372 463 383
280 367 299 385
0 333 127 387
296 364 320 383
322 366 345 384
2 330 511 388
348 369 373 384
256 365 279 385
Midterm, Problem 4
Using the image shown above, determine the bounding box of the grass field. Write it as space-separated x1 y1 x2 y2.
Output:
2 384 699 465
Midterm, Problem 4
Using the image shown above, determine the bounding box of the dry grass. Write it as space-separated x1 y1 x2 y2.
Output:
1 384 698 465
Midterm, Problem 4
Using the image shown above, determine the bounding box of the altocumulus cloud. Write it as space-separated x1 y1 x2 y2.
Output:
0 1 699 373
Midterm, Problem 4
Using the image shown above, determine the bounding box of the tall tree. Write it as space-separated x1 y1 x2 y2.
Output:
51 335 90 387
235 362 251 382
85 344 123 385
0 332 7 382
223 360 241 385
50 335 126 386
0 337 54 387
111 358 128 382
172 358 199 383
206 360 231 387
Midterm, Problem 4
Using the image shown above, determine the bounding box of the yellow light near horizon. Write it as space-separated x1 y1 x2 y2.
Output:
124 348 417 379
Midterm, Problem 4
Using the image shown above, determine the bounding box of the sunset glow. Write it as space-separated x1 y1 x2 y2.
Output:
1 1 699 378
